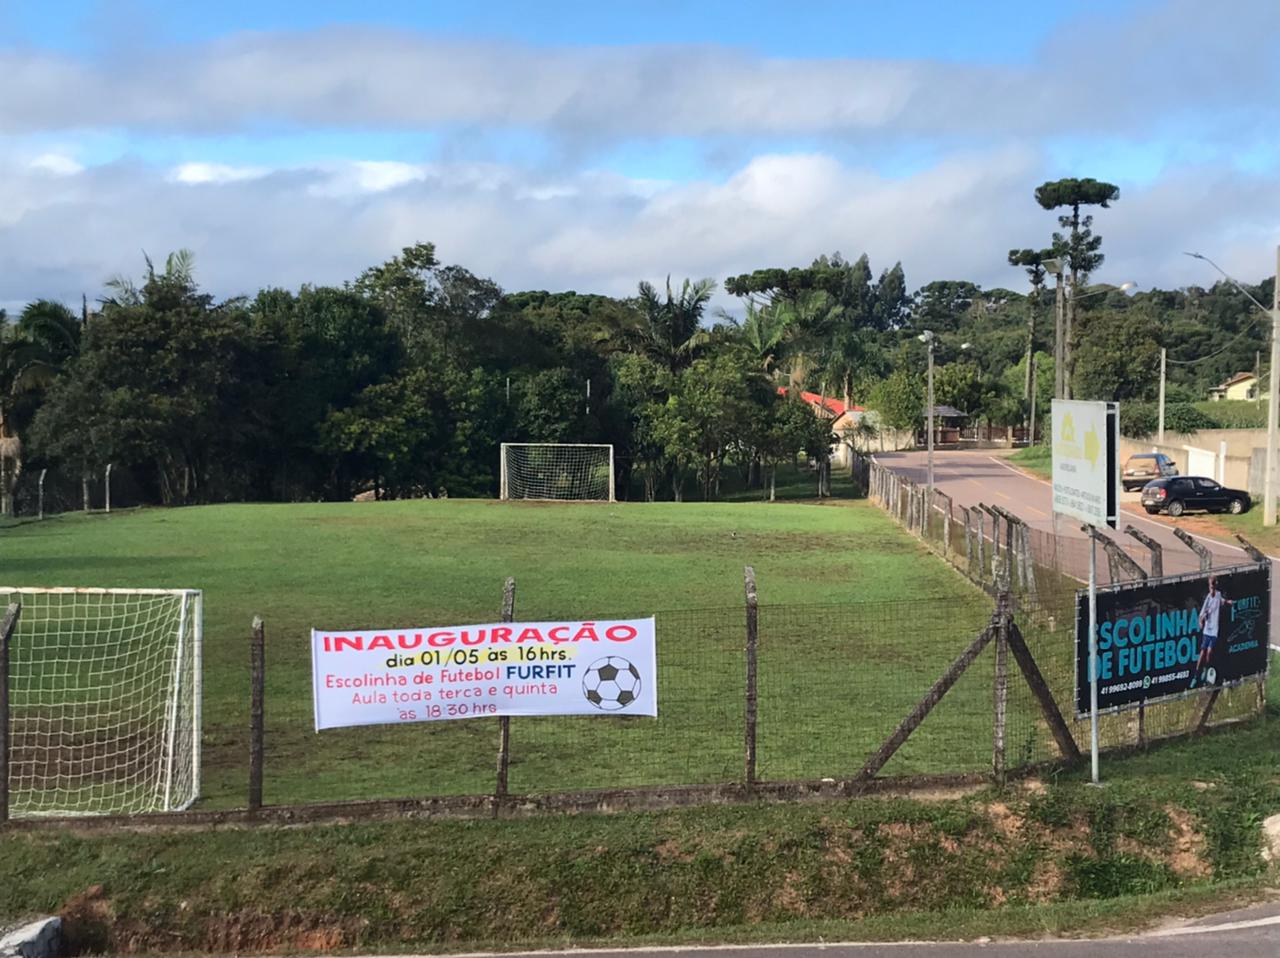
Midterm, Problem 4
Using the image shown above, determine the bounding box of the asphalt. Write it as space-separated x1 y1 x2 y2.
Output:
367 901 1280 957
874 449 1280 633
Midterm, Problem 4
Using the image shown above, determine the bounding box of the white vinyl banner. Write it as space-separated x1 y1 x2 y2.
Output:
311 617 657 730
1051 399 1119 528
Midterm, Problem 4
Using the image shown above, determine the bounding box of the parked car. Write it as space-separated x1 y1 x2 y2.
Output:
1122 452 1178 492
1141 476 1251 517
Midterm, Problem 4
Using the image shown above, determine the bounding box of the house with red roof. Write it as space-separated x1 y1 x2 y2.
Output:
776 388 867 466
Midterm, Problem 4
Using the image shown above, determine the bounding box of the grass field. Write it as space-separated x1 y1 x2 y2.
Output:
0 485 1012 809
1007 444 1051 478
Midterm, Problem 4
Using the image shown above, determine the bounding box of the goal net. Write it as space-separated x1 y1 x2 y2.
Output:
0 587 201 818
500 443 615 501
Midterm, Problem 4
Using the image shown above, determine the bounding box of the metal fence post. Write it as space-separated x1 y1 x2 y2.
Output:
744 566 758 790
0 602 21 825
37 468 46 521
495 577 516 802
249 616 265 814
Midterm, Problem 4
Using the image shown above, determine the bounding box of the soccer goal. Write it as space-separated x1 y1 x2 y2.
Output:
500 443 615 501
0 587 202 818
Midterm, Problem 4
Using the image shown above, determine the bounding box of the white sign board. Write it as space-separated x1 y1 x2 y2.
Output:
311 617 657 730
1051 399 1119 528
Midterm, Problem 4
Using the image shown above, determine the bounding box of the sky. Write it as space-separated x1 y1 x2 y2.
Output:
3 0 1279 316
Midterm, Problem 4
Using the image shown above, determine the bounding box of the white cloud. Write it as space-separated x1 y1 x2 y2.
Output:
1 0 1276 145
171 162 267 184
28 153 83 176
2 148 1278 314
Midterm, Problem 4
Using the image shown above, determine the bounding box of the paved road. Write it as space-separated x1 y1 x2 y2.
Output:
875 449 1280 632
375 901 1280 957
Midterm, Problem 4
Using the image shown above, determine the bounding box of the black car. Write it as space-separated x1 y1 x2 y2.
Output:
1141 476 1251 517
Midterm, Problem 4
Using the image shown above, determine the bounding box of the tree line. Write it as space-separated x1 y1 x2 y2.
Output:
0 178 1274 511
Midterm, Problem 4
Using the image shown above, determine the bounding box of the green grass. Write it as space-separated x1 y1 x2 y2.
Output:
0 492 1007 808
4 716 1278 953
1209 507 1280 556
1008 445 1052 479
1194 400 1267 429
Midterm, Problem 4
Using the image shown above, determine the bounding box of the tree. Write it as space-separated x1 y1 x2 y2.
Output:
737 300 796 374
1008 248 1054 429
0 300 82 514
866 369 924 434
1072 304 1161 402
1035 178 1120 398
631 277 715 374
33 253 265 505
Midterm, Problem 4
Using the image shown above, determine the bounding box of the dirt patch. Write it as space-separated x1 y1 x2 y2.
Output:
1025 860 1064 901
654 838 695 863
1166 806 1212 880
988 802 1026 839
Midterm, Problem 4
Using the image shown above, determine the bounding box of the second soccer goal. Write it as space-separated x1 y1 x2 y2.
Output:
500 443 615 501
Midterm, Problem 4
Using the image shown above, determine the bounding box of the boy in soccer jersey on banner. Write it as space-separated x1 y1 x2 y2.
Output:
1190 575 1233 689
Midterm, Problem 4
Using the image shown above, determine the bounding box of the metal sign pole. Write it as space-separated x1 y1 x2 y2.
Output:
1089 530 1100 785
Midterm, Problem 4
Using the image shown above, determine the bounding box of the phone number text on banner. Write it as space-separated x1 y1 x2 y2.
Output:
311 617 657 730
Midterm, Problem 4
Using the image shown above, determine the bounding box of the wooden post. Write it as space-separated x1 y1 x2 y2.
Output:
744 566 759 789
495 577 516 800
938 491 953 556
859 624 996 780
248 616 265 814
993 592 1009 785
962 506 974 571
1195 689 1221 735
975 509 987 583
0 602 21 825
1006 623 1082 762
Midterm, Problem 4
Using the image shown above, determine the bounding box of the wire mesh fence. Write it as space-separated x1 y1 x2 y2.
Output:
7 464 146 521
867 458 1269 756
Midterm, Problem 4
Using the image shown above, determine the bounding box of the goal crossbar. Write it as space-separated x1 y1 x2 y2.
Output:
500 443 615 502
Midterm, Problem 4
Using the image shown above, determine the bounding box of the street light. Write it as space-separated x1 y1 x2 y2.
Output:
1184 248 1280 525
1043 258 1066 399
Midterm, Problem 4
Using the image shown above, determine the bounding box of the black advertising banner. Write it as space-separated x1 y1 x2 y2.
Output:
1075 564 1270 717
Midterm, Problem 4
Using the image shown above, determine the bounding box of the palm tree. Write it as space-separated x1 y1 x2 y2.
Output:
631 277 715 374
104 249 196 307
738 301 796 376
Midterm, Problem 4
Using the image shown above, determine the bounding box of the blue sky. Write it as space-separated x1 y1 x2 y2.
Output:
2 0 1278 311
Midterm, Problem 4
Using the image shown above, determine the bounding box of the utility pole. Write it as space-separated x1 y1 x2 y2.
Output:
1157 348 1166 445
1267 245 1280 526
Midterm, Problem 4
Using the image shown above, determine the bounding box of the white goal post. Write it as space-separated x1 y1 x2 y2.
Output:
500 443 615 502
0 587 202 818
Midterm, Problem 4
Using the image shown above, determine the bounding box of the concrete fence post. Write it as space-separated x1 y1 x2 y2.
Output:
249 616 265 814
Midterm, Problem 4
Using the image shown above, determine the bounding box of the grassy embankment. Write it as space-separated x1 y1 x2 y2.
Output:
1 715 1277 953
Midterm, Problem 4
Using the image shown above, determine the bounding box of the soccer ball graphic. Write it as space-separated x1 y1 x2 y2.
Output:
582 656 642 711
1205 667 1217 685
